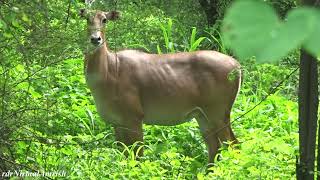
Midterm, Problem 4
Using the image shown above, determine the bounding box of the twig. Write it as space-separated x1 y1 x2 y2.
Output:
65 0 71 29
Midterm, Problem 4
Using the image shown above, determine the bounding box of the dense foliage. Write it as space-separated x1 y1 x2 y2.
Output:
0 0 300 179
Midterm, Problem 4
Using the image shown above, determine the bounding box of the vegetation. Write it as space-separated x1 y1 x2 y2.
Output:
0 0 301 179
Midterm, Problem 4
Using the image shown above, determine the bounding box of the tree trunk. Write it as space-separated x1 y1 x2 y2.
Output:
198 0 218 26
296 50 318 180
296 0 319 179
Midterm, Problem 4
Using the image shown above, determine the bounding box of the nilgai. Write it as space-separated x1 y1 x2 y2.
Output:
80 9 241 163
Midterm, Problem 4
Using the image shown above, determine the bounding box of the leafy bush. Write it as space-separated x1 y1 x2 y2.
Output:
1 0 299 179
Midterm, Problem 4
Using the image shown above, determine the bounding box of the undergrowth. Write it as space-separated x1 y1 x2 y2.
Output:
12 58 299 179
2 1 300 179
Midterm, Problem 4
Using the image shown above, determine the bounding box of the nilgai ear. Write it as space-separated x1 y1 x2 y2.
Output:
105 11 120 21
79 8 87 18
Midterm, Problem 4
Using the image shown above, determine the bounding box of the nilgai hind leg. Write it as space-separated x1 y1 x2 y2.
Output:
194 106 238 164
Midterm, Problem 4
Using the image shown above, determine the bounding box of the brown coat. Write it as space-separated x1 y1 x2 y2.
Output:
82 10 241 163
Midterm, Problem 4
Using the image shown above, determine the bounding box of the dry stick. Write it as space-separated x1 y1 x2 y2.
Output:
65 0 72 29
12 125 112 147
1 64 7 122
5 134 110 146
176 66 299 177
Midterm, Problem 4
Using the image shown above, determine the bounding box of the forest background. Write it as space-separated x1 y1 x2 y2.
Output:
0 0 301 179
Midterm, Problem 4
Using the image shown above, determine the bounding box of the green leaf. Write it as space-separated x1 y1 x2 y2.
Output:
222 0 318 62
95 133 105 139
258 7 316 61
11 19 20 28
22 13 29 22
61 147 73 156
197 173 205 180
188 27 206 51
129 160 138 167
30 89 41 99
190 27 196 47
159 18 175 53
160 24 169 49
157 45 162 54
16 82 29 90
222 0 280 61
3 32 13 38
85 108 95 133
16 64 25 72
167 18 173 42
190 37 206 51
303 9 320 58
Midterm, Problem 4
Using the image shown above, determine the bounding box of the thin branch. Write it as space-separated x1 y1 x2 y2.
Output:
65 0 72 29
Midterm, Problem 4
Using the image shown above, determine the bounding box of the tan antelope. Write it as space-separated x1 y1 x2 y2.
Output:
80 9 241 163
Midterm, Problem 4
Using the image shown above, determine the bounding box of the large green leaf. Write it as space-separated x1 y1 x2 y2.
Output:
222 0 280 61
258 7 316 61
222 0 319 62
303 9 320 58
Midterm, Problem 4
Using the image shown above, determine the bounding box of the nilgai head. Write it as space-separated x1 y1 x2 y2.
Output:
79 9 120 46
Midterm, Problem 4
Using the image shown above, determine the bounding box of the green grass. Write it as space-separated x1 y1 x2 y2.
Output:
1 1 301 179
12 58 299 179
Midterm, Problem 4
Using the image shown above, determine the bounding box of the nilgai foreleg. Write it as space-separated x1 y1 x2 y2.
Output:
114 120 144 157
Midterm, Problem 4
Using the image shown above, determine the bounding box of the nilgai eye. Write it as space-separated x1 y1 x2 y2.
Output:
102 18 107 23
